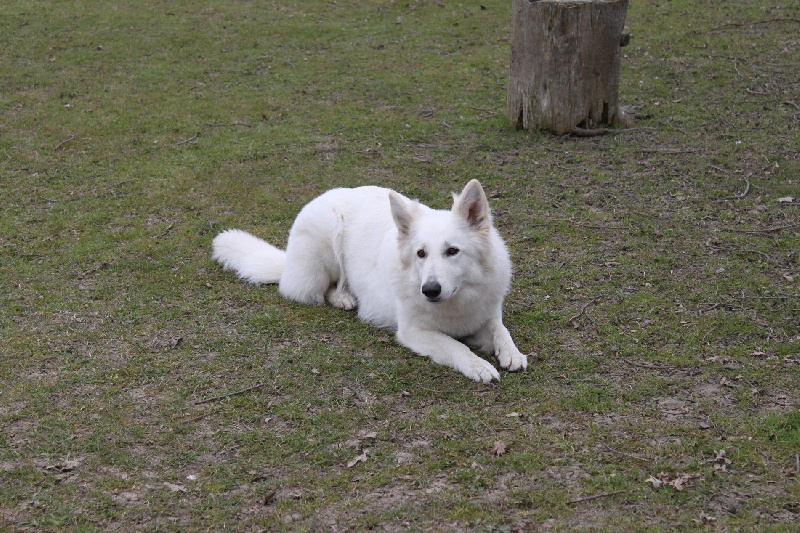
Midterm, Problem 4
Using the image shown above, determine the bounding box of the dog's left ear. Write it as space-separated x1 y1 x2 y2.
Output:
453 179 491 232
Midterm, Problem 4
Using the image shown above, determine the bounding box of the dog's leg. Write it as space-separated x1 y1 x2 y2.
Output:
323 209 357 311
396 327 500 383
469 319 527 371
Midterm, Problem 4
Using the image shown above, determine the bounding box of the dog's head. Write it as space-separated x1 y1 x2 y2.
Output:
389 180 492 303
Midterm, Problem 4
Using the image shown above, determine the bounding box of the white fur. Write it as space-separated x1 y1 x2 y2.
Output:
211 180 527 382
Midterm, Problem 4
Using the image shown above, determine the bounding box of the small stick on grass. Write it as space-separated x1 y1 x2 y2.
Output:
567 490 626 505
723 224 800 236
173 132 200 146
602 443 649 463
640 148 697 154
623 359 670 370
180 409 220 424
697 17 800 34
152 223 174 239
567 298 598 325
719 175 751 201
54 134 75 151
194 383 267 405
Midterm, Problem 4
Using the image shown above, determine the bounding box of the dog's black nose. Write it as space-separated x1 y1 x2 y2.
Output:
421 281 441 299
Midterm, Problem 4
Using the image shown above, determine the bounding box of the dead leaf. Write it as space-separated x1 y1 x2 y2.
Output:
344 439 362 449
710 449 732 472
670 473 694 490
45 459 81 473
645 476 662 489
645 472 698 491
114 491 140 503
60 459 81 472
163 482 187 493
491 440 507 456
394 451 414 464
358 430 378 440
347 452 368 468
693 512 717 524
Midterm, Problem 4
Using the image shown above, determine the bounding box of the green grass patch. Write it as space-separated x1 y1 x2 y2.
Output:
2 0 798 529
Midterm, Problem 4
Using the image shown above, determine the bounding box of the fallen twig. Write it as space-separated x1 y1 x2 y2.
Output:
526 219 629 231
722 224 800 236
698 301 743 312
567 490 626 505
151 223 174 239
179 409 220 424
623 359 671 371
741 294 798 300
570 127 608 138
641 148 697 154
697 17 800 33
567 298 598 325
719 175 751 201
194 383 267 405
205 121 252 128
602 443 649 463
174 132 200 146
54 134 75 151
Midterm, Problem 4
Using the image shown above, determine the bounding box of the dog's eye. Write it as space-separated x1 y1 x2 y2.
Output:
416 249 426 258
445 247 460 257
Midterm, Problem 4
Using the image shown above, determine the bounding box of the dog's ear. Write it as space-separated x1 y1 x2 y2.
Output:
389 191 415 236
453 179 491 232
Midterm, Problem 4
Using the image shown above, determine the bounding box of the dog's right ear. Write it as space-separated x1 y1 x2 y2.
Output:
389 192 415 236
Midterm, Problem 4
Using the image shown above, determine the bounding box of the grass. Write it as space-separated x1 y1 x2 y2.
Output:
1 0 798 530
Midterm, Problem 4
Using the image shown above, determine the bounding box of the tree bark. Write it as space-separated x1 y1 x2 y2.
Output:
507 0 629 134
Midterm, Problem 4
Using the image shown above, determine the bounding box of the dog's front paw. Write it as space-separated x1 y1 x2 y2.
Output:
456 355 500 383
325 287 357 310
497 347 527 372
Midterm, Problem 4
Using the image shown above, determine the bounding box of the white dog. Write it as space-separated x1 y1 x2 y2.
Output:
212 180 527 382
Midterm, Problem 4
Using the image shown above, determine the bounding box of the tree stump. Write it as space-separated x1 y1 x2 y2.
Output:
507 0 629 134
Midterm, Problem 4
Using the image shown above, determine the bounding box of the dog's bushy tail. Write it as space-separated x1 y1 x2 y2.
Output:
211 229 285 284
